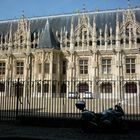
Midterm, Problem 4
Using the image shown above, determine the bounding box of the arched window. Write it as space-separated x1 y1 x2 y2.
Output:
13 82 24 97
52 82 56 98
125 82 137 93
37 82 41 93
61 83 66 93
43 83 49 93
0 82 5 92
78 83 89 93
101 82 112 93
60 83 67 98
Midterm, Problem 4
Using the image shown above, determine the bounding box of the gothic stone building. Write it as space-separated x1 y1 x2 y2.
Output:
0 7 140 99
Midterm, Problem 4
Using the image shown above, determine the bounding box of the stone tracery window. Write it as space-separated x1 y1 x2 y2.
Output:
78 83 89 93
79 59 88 74
102 59 111 74
101 82 112 93
43 83 49 93
44 63 49 74
37 82 41 93
125 58 135 74
125 82 137 93
13 82 24 97
38 63 42 74
16 61 24 75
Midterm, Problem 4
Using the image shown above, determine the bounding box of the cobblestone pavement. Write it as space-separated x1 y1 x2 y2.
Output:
0 123 140 140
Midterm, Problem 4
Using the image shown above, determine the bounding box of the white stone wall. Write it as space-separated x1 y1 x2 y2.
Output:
0 8 140 98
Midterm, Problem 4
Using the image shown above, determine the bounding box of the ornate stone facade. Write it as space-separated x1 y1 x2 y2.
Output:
0 6 140 98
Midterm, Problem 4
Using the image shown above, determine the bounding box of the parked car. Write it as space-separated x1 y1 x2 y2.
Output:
83 91 93 99
68 92 79 99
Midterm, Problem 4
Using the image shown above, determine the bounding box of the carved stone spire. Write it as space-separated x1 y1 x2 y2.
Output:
27 21 31 52
116 12 120 46
8 23 13 53
87 16 90 47
92 15 96 47
77 17 80 46
125 0 134 23
60 28 63 48
99 29 102 47
127 0 131 9
122 12 126 47
70 17 74 50
110 27 112 47
5 34 8 45
9 23 12 43
70 16 74 45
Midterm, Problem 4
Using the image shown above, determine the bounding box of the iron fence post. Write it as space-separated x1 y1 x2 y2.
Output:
16 78 20 119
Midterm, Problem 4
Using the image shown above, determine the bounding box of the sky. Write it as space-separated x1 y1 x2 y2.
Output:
0 0 140 20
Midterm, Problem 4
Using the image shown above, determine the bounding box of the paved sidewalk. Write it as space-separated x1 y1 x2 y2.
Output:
0 122 140 140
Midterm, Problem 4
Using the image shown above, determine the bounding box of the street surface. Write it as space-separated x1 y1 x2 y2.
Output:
0 123 140 140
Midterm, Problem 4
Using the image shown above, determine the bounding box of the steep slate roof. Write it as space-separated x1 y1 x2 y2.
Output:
38 19 59 48
0 8 140 49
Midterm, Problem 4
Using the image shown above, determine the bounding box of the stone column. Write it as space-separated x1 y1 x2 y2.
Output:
41 51 45 80
92 52 97 94
5 55 11 96
49 51 53 97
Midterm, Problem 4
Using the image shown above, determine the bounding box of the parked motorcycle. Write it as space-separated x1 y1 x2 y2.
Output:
75 100 127 132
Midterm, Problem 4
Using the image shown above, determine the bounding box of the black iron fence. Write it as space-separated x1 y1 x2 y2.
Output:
0 79 140 121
